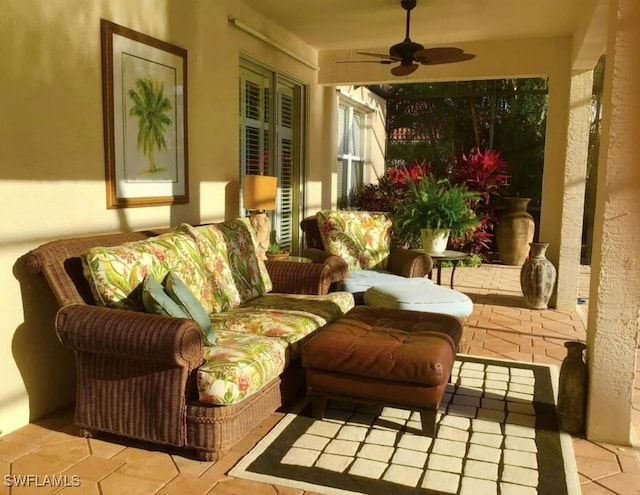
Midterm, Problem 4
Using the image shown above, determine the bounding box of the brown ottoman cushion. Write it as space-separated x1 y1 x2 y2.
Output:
301 306 462 436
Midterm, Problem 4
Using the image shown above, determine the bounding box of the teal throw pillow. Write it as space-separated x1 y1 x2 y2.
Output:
141 274 216 346
164 272 216 346
142 275 188 318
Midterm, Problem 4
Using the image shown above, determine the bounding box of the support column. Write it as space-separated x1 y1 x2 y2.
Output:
539 56 571 308
554 71 593 309
586 0 640 444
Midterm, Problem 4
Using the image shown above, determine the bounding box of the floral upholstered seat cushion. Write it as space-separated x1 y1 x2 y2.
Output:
197 330 288 405
208 291 355 358
316 210 392 271
176 223 242 312
215 219 273 303
82 230 214 313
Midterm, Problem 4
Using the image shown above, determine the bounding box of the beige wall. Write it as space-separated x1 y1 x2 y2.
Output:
0 0 326 435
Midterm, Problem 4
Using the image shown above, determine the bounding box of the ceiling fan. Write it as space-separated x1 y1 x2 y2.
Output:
339 0 475 77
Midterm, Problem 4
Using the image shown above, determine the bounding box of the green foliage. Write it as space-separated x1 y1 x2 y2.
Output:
384 78 547 206
267 242 286 254
393 175 480 242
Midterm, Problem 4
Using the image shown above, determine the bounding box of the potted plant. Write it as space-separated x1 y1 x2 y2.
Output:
266 242 290 260
394 174 480 254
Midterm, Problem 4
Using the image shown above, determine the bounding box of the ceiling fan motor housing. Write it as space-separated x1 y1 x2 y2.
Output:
390 40 424 60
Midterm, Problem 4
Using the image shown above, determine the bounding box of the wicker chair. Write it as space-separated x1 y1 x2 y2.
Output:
26 227 345 461
301 211 433 301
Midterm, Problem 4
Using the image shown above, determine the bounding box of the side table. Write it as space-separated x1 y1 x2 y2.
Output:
427 250 470 289
267 255 312 263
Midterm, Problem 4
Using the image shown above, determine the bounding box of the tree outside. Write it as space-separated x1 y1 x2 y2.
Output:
383 78 548 207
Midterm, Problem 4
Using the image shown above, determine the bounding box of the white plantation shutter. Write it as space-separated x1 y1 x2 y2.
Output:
275 83 295 250
240 68 270 176
239 60 304 253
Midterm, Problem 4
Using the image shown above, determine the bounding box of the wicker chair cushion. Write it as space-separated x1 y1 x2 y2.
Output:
214 219 273 303
316 210 392 271
198 330 288 405
82 230 214 313
177 223 242 311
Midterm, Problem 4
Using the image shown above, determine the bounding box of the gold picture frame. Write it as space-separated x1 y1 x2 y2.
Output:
101 19 189 208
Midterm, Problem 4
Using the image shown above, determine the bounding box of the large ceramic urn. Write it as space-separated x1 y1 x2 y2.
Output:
520 242 557 310
496 197 535 265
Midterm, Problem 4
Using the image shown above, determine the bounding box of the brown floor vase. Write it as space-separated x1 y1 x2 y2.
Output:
496 197 535 265
557 341 588 434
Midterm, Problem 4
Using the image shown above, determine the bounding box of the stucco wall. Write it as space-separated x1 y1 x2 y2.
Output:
0 0 325 435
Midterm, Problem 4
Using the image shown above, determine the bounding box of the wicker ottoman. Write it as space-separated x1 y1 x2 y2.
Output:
364 278 473 318
301 306 462 436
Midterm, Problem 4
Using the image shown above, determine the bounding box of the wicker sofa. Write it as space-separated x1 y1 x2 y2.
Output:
301 210 433 299
26 219 354 461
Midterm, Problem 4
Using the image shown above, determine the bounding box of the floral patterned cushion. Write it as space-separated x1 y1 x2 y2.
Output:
214 219 272 303
197 330 288 405
316 210 392 271
176 223 242 312
241 292 355 322
197 291 355 404
82 231 213 313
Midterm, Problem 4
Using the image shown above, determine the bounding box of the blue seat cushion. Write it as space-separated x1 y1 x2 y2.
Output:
337 269 409 294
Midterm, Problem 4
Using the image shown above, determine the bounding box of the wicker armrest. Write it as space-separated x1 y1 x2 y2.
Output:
301 248 349 283
387 246 433 278
55 304 204 367
265 260 337 295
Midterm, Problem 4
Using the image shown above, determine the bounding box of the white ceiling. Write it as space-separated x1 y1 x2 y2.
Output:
241 0 590 51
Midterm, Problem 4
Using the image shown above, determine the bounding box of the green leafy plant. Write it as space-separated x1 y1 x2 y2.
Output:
267 242 287 254
394 174 480 241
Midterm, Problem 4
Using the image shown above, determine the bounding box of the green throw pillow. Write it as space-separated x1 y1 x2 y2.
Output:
142 275 188 318
141 274 216 346
164 272 216 346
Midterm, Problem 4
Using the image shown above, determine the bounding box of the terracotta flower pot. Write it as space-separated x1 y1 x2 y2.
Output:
266 252 290 260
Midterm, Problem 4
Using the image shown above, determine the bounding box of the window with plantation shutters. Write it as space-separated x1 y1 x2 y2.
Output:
337 103 366 208
239 60 304 253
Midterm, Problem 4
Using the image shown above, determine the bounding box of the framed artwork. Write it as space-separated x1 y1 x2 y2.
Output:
101 19 189 208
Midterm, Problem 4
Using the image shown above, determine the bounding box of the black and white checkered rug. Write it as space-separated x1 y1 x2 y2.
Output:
229 355 580 495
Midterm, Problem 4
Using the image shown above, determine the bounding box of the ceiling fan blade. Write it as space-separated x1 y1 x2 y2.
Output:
337 60 394 65
414 47 476 65
357 51 402 61
391 62 418 77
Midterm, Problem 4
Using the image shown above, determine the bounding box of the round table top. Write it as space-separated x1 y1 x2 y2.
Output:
419 249 470 260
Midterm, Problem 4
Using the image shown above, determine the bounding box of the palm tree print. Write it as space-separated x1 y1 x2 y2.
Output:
128 76 173 174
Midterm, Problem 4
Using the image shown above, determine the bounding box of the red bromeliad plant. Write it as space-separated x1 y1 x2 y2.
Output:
451 148 510 204
354 159 431 213
449 147 511 254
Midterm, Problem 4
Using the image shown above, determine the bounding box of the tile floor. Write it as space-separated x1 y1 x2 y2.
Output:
1 264 639 495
